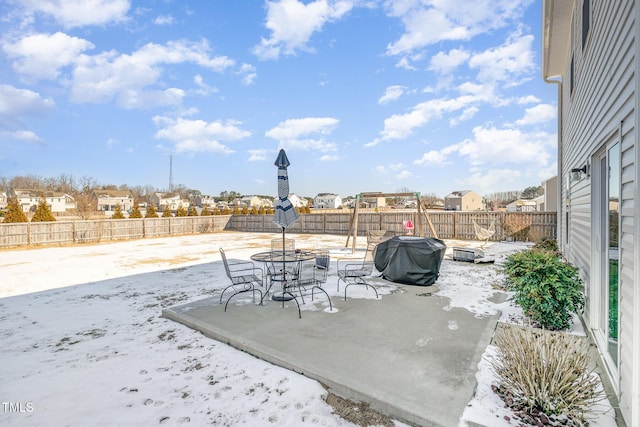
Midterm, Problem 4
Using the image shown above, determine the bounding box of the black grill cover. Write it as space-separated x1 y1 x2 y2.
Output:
374 236 446 286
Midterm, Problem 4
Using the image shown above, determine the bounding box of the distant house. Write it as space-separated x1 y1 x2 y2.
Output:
505 199 538 212
399 199 417 209
150 193 189 212
342 196 356 208
195 194 217 208
0 192 7 210
14 189 77 215
361 195 386 209
239 195 264 208
543 2 639 425
92 190 133 216
272 193 305 209
314 193 342 209
540 175 558 212
443 190 483 211
532 195 546 212
287 193 307 209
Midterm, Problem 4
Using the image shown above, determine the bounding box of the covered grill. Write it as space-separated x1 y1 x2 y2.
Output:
374 236 446 286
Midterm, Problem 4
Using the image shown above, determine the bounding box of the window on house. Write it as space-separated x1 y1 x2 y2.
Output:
582 0 590 50
570 55 575 94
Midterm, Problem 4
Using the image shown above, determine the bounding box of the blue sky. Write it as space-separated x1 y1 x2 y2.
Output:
0 0 557 199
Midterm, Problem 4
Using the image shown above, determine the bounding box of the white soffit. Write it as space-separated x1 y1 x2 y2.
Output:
543 0 574 79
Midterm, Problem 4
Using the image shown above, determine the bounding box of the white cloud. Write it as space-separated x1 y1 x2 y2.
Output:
193 75 218 96
373 95 475 143
248 149 269 161
378 85 406 105
0 130 44 144
238 63 257 86
118 88 185 110
153 15 175 25
395 57 417 71
455 125 555 166
20 0 130 28
469 33 535 83
70 39 235 107
374 165 387 175
265 117 339 152
456 168 522 194
153 116 251 154
5 34 242 109
449 106 478 126
0 84 54 119
514 104 556 126
252 0 354 60
397 170 412 179
2 32 94 80
429 48 470 74
384 0 531 56
413 150 446 166
517 95 541 104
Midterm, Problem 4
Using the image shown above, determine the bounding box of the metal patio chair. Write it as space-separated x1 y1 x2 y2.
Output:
297 250 331 288
267 250 333 318
267 238 297 287
219 248 264 312
336 243 379 300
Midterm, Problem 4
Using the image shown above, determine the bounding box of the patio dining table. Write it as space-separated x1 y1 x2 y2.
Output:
250 250 316 302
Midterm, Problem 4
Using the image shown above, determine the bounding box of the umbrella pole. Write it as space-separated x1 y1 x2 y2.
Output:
282 227 286 281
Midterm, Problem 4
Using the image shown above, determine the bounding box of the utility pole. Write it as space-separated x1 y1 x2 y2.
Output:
169 155 173 192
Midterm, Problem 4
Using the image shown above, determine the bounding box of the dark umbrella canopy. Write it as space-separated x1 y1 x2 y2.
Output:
273 149 299 228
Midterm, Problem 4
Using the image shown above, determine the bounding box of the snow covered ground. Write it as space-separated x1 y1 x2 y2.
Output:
0 232 618 426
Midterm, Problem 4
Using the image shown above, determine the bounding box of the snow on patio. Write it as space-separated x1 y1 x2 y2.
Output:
0 232 617 426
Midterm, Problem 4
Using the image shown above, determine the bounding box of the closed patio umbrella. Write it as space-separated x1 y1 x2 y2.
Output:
272 149 299 300
274 149 299 229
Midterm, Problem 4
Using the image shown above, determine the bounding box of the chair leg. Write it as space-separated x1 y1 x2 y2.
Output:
311 286 333 311
280 290 301 318
344 277 378 301
224 286 263 312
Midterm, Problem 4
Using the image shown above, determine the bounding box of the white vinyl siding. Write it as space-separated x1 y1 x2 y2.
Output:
555 1 637 424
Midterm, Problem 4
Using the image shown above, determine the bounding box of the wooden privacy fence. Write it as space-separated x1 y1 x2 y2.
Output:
227 211 557 242
0 211 556 249
0 216 233 248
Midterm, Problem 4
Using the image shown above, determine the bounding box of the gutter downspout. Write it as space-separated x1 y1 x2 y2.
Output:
543 76 562 247
542 0 564 248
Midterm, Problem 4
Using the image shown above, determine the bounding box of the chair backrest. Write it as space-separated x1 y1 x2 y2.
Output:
271 238 295 253
362 243 377 273
219 248 232 278
314 251 330 283
315 251 330 270
270 257 299 282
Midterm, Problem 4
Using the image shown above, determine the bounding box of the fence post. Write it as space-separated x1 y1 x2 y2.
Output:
452 212 456 239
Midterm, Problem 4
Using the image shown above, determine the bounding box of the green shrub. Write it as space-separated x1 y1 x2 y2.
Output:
501 249 584 330
491 325 605 424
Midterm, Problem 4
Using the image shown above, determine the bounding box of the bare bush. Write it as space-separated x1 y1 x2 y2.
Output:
491 325 606 425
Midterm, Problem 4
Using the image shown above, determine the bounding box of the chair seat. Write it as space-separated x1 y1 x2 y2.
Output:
231 274 263 285
338 268 370 278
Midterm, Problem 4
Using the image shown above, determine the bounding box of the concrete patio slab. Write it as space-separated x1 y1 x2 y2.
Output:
162 282 501 427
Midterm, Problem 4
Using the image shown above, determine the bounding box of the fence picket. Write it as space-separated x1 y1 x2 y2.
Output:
0 211 556 249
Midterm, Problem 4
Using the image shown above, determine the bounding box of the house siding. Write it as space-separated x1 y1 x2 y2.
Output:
552 1 637 424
